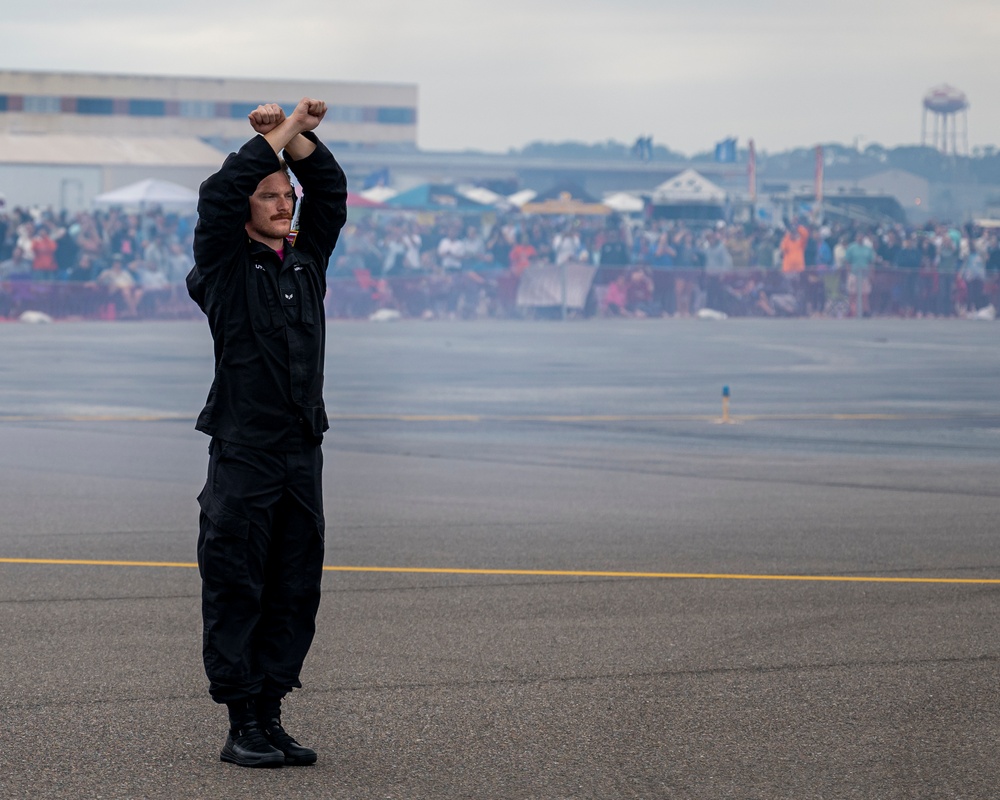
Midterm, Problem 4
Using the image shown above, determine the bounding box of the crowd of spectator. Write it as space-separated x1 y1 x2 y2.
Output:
2 199 999 321
329 211 1000 319
0 205 194 318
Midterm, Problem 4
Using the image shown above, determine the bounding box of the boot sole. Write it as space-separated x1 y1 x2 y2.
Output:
220 749 285 768
282 752 318 766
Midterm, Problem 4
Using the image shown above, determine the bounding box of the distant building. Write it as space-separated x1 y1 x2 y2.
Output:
0 69 418 208
0 70 417 148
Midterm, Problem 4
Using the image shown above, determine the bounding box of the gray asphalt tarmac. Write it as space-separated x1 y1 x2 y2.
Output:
1 318 998 799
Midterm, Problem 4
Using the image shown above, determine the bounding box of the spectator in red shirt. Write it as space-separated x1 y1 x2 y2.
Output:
31 226 59 279
508 234 537 277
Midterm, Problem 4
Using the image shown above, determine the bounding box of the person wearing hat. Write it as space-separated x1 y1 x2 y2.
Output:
187 98 347 768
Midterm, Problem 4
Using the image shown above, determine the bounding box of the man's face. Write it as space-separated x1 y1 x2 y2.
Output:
246 171 295 245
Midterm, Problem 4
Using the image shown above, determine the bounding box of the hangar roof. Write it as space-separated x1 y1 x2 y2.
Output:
0 133 225 167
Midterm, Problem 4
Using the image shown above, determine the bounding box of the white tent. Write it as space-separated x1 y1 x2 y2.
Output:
650 169 727 204
507 189 537 208
92 178 199 212
360 185 398 203
457 185 512 210
602 191 645 214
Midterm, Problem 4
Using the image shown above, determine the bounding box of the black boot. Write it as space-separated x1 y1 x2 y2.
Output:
257 696 317 766
220 699 284 768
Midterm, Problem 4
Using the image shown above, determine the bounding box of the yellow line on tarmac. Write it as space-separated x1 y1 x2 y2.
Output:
2 557 999 585
0 557 198 568
323 565 1000 585
0 414 193 423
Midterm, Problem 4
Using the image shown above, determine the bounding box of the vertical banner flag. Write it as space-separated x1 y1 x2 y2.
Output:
748 139 757 203
814 145 824 205
714 137 737 163
363 167 391 190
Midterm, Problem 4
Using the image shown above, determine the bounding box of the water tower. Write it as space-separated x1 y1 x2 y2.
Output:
922 85 969 155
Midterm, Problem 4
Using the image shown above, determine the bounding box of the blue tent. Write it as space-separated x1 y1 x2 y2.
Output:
385 184 490 212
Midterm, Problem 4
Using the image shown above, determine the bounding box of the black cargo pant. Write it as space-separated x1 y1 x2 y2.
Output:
197 438 324 705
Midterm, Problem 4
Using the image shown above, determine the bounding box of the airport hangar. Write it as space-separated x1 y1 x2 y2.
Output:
0 69 718 212
0 70 418 209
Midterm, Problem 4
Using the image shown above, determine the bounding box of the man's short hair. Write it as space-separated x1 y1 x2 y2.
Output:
277 158 292 183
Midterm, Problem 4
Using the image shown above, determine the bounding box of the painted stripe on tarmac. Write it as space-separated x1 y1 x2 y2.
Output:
0 413 195 423
1 557 998 585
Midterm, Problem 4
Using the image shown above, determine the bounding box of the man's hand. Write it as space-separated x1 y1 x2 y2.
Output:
288 98 327 133
248 103 286 135
256 98 326 159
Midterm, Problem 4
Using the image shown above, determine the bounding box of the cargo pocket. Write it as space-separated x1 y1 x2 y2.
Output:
197 486 252 588
198 487 250 541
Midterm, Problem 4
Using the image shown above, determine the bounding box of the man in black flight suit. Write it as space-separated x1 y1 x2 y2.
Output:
187 97 347 768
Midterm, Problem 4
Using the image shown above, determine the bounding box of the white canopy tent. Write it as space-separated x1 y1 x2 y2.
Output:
602 191 646 214
457 184 513 210
92 178 199 212
360 185 399 204
650 169 727 204
507 189 537 208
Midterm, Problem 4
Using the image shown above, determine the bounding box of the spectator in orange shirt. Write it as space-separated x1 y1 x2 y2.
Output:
508 233 537 277
780 223 808 273
31 225 59 280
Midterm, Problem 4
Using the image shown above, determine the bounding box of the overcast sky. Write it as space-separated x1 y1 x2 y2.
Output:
4 0 997 156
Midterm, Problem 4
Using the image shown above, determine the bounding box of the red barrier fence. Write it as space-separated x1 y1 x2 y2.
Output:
3 266 997 321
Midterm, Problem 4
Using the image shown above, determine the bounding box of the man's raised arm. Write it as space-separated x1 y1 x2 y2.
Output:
249 98 327 160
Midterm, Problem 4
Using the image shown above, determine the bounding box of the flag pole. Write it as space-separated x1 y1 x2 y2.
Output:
814 145 824 223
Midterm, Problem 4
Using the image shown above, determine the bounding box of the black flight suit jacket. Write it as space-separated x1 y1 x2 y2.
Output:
187 132 347 451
